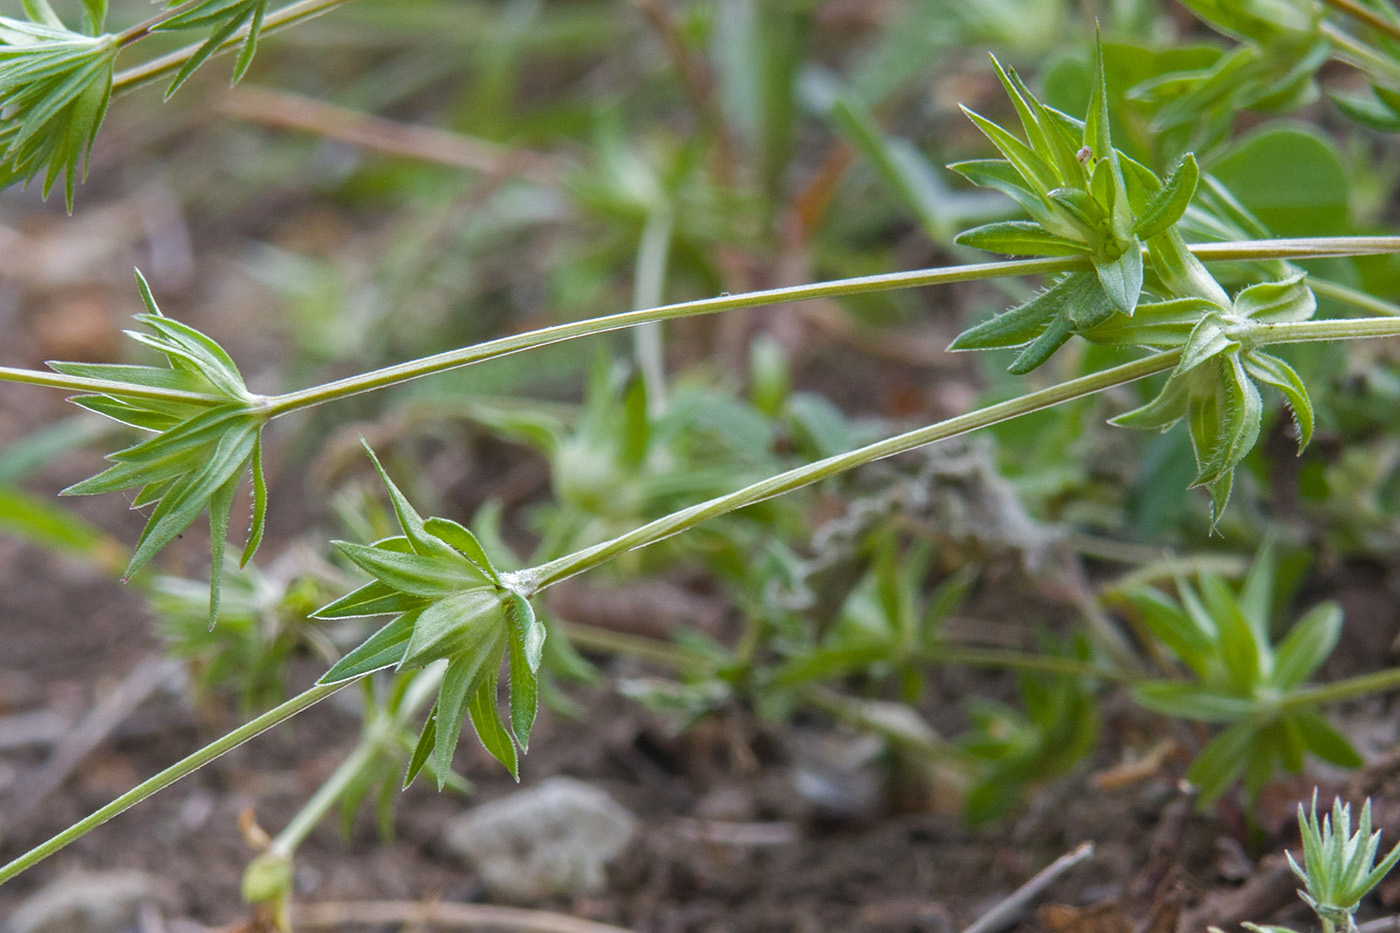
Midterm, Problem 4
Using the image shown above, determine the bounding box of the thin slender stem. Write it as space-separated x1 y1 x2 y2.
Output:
114 0 208 47
1192 236 1400 260
1 238 1396 413
264 254 1083 414
0 366 224 405
111 0 354 95
1320 0 1400 44
516 351 1182 594
1252 317 1400 345
271 728 379 855
1321 21 1400 86
563 623 695 668
262 237 1400 417
0 680 350 886
930 646 1133 683
1311 277 1400 317
632 210 674 416
269 669 438 856
1282 666 1400 709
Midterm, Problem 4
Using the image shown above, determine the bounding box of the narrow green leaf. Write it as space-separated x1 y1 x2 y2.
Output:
318 612 418 684
403 712 436 789
1046 186 1107 243
163 14 245 98
433 647 495 787
312 581 428 620
1082 297 1216 348
1237 538 1276 634
1176 318 1232 375
1133 681 1256 721
230 0 268 84
506 595 541 750
1271 602 1341 689
1330 89 1400 131
1185 721 1254 805
1126 587 1214 679
1233 274 1315 323
1200 574 1263 692
135 312 247 398
954 220 1089 257
948 158 1049 220
358 440 450 558
79 0 106 35
334 542 482 598
122 422 257 581
959 106 1060 196
61 441 206 496
1132 154 1199 240
47 362 210 393
1244 352 1314 451
1092 241 1142 315
947 277 1068 351
399 588 506 670
1008 311 1073 375
619 374 649 470
468 664 519 779
22 0 63 28
66 395 182 432
423 517 499 583
111 403 247 463
1110 374 1188 431
239 434 266 566
1292 710 1362 769
205 464 241 626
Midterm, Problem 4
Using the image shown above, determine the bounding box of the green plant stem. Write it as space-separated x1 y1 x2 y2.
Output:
1283 666 1400 709
269 669 439 856
0 679 350 887
111 0 354 94
263 253 1083 414
1 238 1397 414
633 210 674 416
0 365 224 404
564 622 695 668
261 237 1400 417
516 351 1182 594
115 0 209 47
1311 278 1400 317
1321 21 1400 86
1252 316 1400 345
930 646 1133 683
1320 0 1400 44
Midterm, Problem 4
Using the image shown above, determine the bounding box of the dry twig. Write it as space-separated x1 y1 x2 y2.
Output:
962 842 1095 933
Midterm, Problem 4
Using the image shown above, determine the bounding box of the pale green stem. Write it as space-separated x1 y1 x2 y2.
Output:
1311 278 1400 317
264 253 1082 414
1320 21 1400 86
633 210 674 416
0 680 350 887
1282 666 1400 709
114 0 213 47
514 351 1182 594
1320 0 1400 43
1251 316 1400 345
0 366 223 404
2 238 1398 414
268 668 440 857
928 646 1133 683
261 237 1400 417
111 0 354 94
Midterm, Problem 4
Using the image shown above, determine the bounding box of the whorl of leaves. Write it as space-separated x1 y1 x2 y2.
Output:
314 444 545 784
55 271 269 625
0 1 116 209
